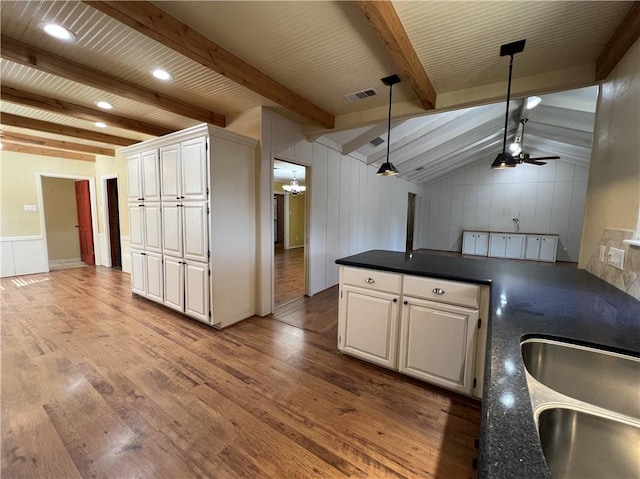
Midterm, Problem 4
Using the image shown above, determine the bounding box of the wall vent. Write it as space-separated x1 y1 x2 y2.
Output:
370 137 385 147
344 88 378 102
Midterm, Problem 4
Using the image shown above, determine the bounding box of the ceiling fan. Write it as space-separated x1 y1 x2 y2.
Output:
490 39 560 169
509 118 561 166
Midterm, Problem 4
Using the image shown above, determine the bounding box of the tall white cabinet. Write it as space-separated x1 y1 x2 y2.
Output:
122 124 257 329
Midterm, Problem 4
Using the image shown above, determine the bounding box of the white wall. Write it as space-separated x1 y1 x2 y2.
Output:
420 160 589 262
259 109 424 314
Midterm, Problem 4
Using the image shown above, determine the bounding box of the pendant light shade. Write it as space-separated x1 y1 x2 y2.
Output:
377 74 401 177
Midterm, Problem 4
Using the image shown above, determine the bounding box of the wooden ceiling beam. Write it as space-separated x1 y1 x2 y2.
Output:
596 2 640 80
0 131 115 156
1 86 173 137
0 35 226 127
356 0 436 110
1 142 95 162
84 1 335 129
0 113 137 147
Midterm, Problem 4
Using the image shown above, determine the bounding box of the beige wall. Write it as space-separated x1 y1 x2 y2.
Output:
42 177 80 261
274 180 305 248
579 38 640 268
0 150 95 237
95 153 129 237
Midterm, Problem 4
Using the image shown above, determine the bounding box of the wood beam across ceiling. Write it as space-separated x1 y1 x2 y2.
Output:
595 2 640 80
84 1 335 129
1 142 95 162
0 35 225 127
0 113 137 147
1 86 173 137
0 131 115 156
356 0 436 110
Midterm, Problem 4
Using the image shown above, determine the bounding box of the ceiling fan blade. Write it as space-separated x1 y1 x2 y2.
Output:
524 160 547 166
530 156 560 161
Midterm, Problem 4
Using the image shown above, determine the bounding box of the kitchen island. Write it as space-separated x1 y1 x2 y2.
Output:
335 250 640 478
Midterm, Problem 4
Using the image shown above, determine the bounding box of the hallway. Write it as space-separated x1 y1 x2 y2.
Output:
274 247 305 309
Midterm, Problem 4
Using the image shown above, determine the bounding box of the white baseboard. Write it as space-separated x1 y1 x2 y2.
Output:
49 257 82 265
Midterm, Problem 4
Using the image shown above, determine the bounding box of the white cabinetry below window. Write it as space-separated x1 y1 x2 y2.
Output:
489 233 525 259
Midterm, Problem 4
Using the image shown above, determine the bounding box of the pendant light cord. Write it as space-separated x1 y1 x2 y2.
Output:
502 54 514 154
386 82 393 163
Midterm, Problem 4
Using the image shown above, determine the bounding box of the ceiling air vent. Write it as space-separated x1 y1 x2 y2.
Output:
370 137 385 147
344 88 378 102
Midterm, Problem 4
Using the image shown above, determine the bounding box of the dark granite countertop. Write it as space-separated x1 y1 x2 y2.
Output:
335 250 640 479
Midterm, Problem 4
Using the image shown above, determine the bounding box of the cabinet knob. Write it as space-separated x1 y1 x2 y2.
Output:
403 300 408 305
365 277 375 284
432 288 445 295
180 196 185 199
176 196 181 200
393 298 398 303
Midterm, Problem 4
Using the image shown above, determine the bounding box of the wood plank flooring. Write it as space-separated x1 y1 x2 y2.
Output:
274 247 305 308
1 267 480 479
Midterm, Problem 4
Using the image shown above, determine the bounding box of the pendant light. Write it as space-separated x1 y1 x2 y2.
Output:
491 39 526 170
377 74 401 176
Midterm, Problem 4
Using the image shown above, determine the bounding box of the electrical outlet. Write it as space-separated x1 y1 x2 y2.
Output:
599 245 606 262
607 247 625 270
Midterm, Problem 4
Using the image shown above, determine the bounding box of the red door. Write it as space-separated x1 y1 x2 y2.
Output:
75 180 95 265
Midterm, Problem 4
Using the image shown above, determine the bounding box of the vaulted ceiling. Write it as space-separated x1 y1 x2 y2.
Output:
0 1 638 184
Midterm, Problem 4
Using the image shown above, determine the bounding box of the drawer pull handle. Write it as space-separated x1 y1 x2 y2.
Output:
432 288 445 295
365 277 375 284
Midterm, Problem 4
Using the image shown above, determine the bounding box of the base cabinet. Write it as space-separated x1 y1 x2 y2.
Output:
462 232 489 256
399 297 478 395
525 236 558 262
489 233 525 259
163 256 210 324
131 250 163 303
339 285 399 369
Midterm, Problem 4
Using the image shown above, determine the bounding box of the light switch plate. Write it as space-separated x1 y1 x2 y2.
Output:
23 204 37 212
608 247 625 270
599 245 606 262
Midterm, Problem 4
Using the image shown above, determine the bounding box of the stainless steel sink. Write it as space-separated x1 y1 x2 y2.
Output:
538 408 640 479
521 338 640 419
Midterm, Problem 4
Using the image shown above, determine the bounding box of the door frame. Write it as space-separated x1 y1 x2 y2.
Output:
101 174 121 268
36 172 101 270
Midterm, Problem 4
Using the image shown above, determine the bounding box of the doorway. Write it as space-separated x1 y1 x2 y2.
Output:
273 159 307 309
105 177 122 269
406 192 416 251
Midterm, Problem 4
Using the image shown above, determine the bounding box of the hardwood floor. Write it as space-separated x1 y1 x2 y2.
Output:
1 267 480 479
274 247 305 308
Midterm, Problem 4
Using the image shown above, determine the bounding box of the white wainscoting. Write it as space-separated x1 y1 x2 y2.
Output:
97 232 108 267
120 235 131 274
0 236 48 277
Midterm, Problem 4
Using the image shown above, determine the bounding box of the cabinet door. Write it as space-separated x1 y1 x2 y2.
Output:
143 203 162 253
399 297 478 395
145 252 163 303
488 234 507 257
163 256 184 312
141 150 160 201
130 250 146 296
338 285 399 369
475 233 489 256
160 144 181 201
505 235 525 259
128 204 145 249
126 154 142 201
462 232 476 255
183 202 209 262
161 203 183 257
185 260 210 323
524 236 541 260
181 137 208 200
539 236 557 262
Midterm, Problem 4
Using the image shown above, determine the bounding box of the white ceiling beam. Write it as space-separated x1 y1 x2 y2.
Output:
341 120 405 156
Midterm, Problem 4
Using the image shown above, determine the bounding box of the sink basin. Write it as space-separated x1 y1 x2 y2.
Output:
538 408 640 479
521 338 640 419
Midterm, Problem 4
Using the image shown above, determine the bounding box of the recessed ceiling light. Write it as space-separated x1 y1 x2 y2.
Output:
526 96 542 109
96 101 113 110
38 22 76 42
95 122 107 128
152 69 173 81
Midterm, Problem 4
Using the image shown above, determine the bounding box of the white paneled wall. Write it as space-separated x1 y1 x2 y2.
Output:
420 161 588 262
260 110 424 314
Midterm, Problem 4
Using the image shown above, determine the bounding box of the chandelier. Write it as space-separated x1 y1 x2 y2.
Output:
282 170 306 196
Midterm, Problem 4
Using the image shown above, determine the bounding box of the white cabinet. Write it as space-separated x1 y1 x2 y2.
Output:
131 250 163 303
124 124 257 329
127 150 160 202
339 284 400 369
462 231 489 256
489 233 525 259
338 266 488 398
160 138 208 202
399 297 478 395
525 235 558 262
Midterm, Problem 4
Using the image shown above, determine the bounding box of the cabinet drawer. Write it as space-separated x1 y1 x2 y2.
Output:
341 266 401 294
403 275 480 309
